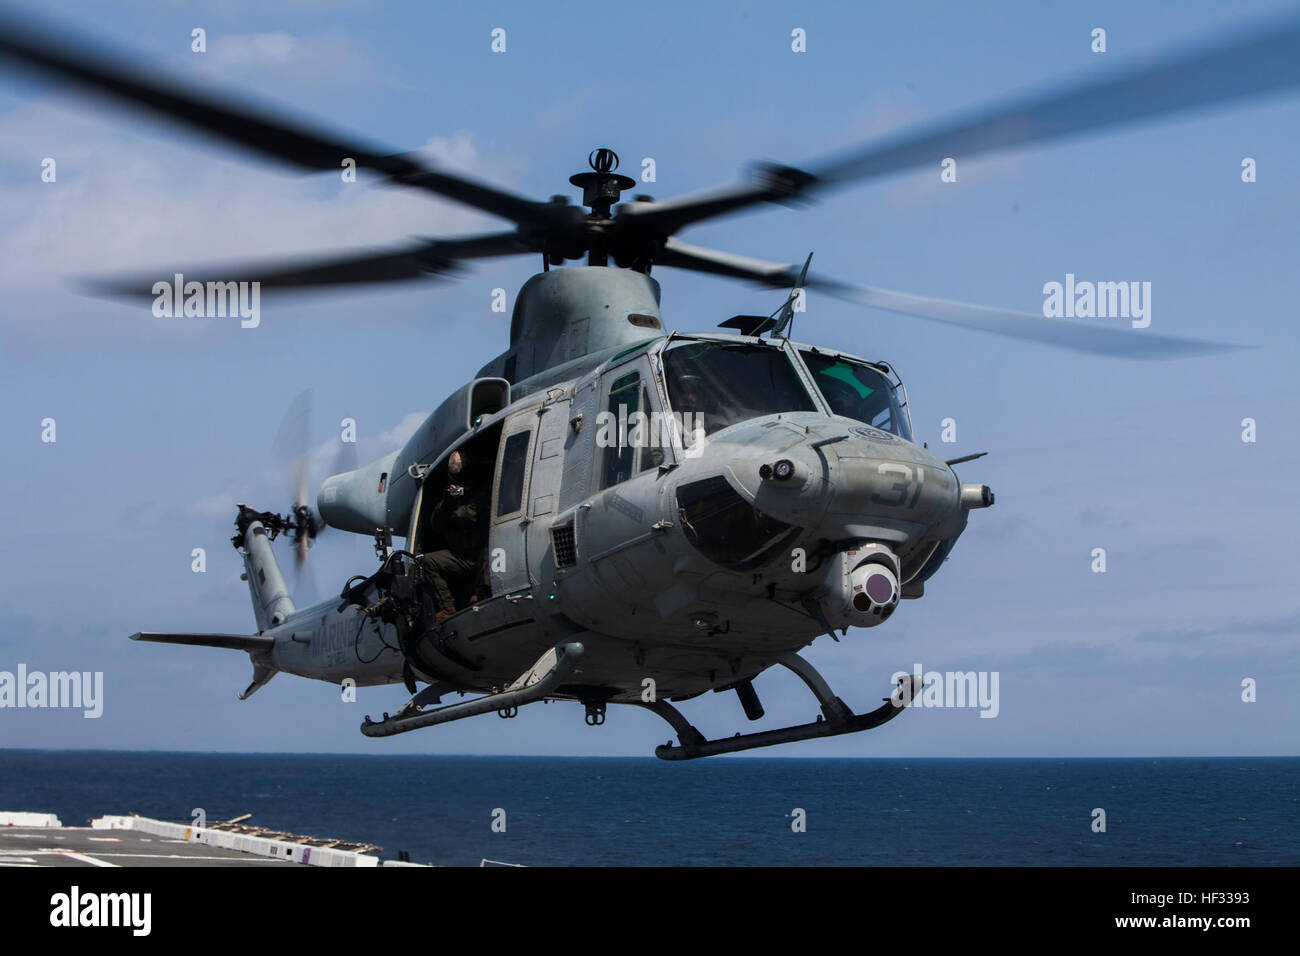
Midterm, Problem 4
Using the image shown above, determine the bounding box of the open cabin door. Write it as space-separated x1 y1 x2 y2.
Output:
401 377 511 552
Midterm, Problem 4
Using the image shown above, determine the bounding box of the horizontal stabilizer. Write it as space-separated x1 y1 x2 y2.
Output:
130 631 274 652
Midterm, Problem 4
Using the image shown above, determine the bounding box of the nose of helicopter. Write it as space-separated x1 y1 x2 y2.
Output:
720 415 970 551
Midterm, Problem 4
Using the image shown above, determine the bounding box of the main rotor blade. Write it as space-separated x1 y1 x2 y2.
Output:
622 13 1300 236
615 182 791 238
659 239 1237 360
0 14 547 226
80 231 534 298
811 14 1300 189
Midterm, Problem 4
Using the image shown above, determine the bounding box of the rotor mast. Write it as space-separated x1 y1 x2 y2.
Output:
569 148 637 268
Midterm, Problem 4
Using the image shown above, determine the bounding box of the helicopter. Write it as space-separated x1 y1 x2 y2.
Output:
2 11 1297 758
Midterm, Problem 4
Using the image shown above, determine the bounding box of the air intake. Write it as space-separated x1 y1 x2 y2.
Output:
551 522 577 568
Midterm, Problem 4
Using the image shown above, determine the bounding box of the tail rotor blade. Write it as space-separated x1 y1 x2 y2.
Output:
293 542 320 606
273 388 314 509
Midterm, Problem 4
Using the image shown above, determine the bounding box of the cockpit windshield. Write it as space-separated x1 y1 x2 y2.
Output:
663 341 816 436
799 351 911 440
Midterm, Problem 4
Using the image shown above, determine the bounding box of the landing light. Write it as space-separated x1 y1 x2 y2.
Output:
759 459 796 481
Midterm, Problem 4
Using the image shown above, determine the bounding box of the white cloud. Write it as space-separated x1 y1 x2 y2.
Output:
375 409 428 449
197 30 399 90
210 32 300 67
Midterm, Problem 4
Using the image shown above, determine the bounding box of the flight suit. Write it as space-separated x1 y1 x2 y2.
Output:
420 479 489 617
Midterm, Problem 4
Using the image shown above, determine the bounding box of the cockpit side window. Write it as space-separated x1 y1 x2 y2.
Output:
799 351 912 441
663 342 816 438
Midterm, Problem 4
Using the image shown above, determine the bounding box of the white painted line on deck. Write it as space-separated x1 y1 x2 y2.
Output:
54 850 119 867
88 853 291 863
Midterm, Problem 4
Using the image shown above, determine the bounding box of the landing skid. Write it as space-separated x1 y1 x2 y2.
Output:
360 642 584 738
359 644 918 758
633 652 923 760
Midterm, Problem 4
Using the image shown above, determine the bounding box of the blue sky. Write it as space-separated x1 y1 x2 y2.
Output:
0 0 1296 757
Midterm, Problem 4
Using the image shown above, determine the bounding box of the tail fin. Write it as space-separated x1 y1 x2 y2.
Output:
234 508 296 630
129 506 294 701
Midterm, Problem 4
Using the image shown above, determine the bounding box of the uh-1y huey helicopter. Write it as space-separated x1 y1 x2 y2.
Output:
3 12 1297 757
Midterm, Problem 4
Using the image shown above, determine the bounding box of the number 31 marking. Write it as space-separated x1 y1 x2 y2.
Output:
870 463 924 508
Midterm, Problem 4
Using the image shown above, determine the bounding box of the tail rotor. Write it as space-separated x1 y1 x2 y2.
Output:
271 389 330 603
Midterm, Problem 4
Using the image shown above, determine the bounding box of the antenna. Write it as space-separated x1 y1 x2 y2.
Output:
770 252 813 339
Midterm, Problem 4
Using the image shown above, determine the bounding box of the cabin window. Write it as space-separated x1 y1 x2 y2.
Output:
496 430 531 516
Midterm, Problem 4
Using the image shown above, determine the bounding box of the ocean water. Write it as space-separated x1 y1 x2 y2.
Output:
1 751 1295 866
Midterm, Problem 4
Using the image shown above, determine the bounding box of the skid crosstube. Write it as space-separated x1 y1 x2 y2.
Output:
360 642 583 738
635 652 923 760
